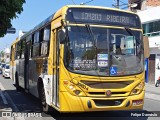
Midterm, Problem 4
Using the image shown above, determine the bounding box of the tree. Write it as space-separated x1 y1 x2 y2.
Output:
0 51 4 62
0 0 26 37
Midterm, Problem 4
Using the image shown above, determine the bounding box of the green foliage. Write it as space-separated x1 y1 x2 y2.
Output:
0 0 26 37
0 51 4 57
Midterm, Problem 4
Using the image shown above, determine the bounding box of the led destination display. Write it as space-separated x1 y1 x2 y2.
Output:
66 8 141 28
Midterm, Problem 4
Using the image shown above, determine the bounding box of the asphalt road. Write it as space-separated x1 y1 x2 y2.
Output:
0 75 160 120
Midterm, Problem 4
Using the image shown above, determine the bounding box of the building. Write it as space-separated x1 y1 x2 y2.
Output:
137 6 160 84
146 0 160 6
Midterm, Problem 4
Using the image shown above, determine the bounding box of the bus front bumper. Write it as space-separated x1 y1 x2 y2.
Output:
60 90 144 112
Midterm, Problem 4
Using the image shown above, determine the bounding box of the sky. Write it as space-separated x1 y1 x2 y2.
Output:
0 0 128 51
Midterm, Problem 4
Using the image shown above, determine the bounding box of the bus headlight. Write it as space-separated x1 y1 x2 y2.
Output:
63 80 86 96
130 81 144 95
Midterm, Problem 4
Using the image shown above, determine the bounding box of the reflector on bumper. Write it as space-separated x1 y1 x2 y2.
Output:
132 99 143 106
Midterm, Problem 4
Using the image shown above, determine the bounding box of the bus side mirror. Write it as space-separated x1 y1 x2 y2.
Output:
58 29 66 44
143 36 150 58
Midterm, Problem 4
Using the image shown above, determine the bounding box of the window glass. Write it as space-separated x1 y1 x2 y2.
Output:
65 26 143 76
34 31 39 43
143 20 160 36
10 46 13 60
43 26 50 41
32 44 39 57
142 24 146 34
32 31 40 57
39 25 51 56
31 25 50 57
26 35 32 42
40 29 44 42
41 42 48 55
16 41 21 59
21 40 25 58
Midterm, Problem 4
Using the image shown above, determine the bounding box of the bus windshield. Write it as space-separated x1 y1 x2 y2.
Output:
65 26 144 76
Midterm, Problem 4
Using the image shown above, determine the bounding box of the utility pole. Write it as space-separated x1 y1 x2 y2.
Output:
112 0 120 9
113 0 132 9
117 0 120 8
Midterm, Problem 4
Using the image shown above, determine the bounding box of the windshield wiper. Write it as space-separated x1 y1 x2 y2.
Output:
124 27 139 44
85 24 98 71
85 24 96 48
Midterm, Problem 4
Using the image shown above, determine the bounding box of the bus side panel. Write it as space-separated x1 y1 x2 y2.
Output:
41 75 53 106
10 65 16 83
13 66 16 83
15 59 19 82
10 65 13 80
28 59 40 98
18 59 25 88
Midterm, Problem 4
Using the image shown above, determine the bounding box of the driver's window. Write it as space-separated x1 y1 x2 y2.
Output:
110 34 124 55
123 36 135 55
96 34 108 53
110 34 136 55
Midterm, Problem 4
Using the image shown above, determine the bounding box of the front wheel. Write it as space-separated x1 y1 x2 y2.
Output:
155 80 159 87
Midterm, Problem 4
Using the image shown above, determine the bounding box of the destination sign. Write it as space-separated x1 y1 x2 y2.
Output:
66 8 141 28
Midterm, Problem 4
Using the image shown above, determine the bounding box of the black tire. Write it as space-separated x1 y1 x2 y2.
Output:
38 82 50 113
155 81 159 87
15 72 20 91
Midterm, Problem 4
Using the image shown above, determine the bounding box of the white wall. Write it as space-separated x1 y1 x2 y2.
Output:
137 6 160 23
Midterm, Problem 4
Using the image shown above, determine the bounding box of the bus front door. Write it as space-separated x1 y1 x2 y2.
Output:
52 30 60 107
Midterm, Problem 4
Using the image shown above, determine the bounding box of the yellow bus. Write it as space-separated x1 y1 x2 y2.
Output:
10 5 149 112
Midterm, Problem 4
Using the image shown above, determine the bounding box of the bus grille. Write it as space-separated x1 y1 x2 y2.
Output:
81 80 133 89
94 99 124 106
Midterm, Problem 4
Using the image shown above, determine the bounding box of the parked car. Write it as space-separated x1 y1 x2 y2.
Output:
2 64 10 78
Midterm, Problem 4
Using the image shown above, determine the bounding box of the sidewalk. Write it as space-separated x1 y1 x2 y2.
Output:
145 83 160 101
145 83 160 94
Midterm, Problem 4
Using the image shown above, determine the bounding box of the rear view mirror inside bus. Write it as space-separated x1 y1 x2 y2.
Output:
58 29 66 44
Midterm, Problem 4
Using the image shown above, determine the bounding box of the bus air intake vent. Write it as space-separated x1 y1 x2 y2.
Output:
81 81 133 89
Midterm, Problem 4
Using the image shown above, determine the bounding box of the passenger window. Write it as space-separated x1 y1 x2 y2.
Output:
32 44 39 57
41 42 48 55
32 31 40 57
40 25 51 56
43 26 50 41
15 41 21 59
34 31 39 43
21 40 25 59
